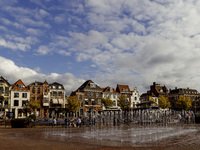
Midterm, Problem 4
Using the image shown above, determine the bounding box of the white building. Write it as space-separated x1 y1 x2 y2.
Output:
102 86 120 111
11 79 30 118
131 87 140 108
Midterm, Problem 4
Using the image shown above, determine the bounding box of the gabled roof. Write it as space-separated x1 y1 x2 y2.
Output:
116 84 131 93
49 82 65 90
102 86 118 93
0 76 11 86
77 80 102 92
28 81 43 86
12 79 28 90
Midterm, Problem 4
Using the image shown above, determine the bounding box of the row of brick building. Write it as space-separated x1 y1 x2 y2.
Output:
0 76 66 119
1 75 199 119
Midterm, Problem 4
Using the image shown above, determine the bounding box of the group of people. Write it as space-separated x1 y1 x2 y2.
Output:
64 117 82 128
177 111 195 124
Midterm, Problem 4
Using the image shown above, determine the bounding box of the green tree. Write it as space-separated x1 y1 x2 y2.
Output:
29 99 40 117
158 96 170 109
101 96 114 109
66 96 80 113
117 95 130 111
176 96 192 110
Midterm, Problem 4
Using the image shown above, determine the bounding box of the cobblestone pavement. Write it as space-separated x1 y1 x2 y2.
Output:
0 125 200 150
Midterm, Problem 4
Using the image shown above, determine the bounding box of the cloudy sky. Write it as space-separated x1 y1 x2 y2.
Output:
1 0 200 95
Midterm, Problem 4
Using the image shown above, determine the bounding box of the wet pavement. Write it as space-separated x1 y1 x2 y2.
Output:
0 124 200 150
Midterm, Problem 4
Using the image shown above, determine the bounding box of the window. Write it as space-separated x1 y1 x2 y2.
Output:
91 92 94 97
85 99 88 105
14 93 19 98
135 97 137 100
5 87 9 96
18 84 24 88
58 86 62 89
37 87 40 94
88 92 91 97
32 88 35 94
96 93 99 97
22 100 28 106
113 94 116 99
58 92 62 97
45 88 47 93
4 99 8 106
92 99 95 105
0 87 3 94
90 83 96 88
53 92 57 96
14 100 19 106
37 96 40 100
22 93 27 98
52 86 56 89
81 102 83 107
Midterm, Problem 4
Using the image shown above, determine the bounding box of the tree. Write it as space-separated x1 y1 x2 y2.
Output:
66 96 80 113
29 100 40 117
158 96 170 109
117 95 130 111
176 96 192 110
149 96 158 105
101 96 114 109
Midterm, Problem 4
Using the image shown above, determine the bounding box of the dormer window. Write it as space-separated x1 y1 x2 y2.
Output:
123 89 128 92
52 86 56 89
90 83 96 88
18 84 24 88
58 86 62 89
110 88 113 92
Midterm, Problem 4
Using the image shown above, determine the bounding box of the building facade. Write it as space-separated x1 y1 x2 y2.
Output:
168 87 199 112
75 80 103 117
11 79 30 118
102 86 120 111
131 87 140 108
0 76 11 117
49 82 65 118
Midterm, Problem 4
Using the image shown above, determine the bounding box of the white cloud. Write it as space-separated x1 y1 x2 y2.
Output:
0 36 30 51
26 28 42 36
58 50 71 56
37 45 51 55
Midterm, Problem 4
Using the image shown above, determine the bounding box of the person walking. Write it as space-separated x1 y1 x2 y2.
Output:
52 117 57 127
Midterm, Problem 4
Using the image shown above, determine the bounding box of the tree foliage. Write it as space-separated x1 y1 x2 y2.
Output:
29 100 40 111
176 96 192 110
158 96 170 109
66 96 80 113
28 100 40 116
101 96 114 109
149 96 157 104
117 95 130 110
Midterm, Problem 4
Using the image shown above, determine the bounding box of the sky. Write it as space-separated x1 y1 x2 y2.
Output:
1 0 200 95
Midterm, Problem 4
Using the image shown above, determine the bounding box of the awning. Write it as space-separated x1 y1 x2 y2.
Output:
52 99 58 104
58 99 64 104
